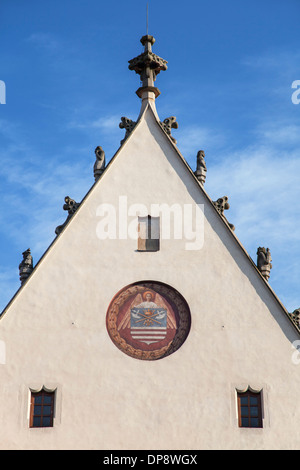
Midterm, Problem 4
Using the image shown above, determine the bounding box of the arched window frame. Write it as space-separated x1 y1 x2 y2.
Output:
29 386 56 428
236 387 263 428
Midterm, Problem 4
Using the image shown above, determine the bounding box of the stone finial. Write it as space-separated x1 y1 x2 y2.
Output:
19 248 33 285
256 247 272 281
94 146 106 181
212 196 235 231
159 117 178 143
289 308 300 328
128 35 167 98
194 150 207 185
55 196 80 236
119 117 136 144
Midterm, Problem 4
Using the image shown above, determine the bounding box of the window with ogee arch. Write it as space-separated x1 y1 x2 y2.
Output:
237 389 263 428
30 389 55 428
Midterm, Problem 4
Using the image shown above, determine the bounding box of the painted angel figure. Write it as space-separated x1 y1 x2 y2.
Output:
136 291 159 308
118 289 177 332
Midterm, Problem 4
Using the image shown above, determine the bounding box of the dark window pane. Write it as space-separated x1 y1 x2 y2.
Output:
250 407 258 417
240 397 248 405
33 416 41 427
251 418 259 427
43 395 53 405
43 405 52 416
34 405 42 415
34 395 42 404
250 396 258 405
241 406 249 417
241 417 249 427
42 417 51 427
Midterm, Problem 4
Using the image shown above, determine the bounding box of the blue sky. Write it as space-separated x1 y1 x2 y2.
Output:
0 0 299 313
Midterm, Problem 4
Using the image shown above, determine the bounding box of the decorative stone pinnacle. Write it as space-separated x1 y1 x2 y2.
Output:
256 247 272 281
194 150 207 185
93 146 106 181
128 35 167 98
19 248 33 285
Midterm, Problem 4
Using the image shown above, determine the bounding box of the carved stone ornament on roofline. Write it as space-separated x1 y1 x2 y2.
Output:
256 247 272 281
128 49 168 77
19 248 33 285
289 308 300 329
119 115 178 145
212 196 235 231
194 150 207 185
55 196 80 236
94 146 106 181
159 117 178 144
119 117 137 144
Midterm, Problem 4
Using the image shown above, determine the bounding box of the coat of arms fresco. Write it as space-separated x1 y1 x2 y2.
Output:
106 282 191 360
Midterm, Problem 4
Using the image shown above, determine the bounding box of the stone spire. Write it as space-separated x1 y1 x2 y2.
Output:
128 35 167 118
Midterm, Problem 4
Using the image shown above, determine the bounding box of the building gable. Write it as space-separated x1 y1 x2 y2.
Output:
0 33 299 450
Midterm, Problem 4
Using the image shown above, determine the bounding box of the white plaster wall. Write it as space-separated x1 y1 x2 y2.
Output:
0 106 299 450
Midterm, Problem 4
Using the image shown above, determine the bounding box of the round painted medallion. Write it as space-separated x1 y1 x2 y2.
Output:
106 281 191 360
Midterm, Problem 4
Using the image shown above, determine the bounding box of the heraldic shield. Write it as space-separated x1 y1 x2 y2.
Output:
106 281 191 360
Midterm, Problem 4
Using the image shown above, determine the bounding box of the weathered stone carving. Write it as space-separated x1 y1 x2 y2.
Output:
55 196 80 236
93 146 106 181
194 150 207 185
213 196 230 214
128 35 168 98
19 248 33 285
289 308 300 328
159 117 178 143
256 247 272 281
119 117 136 144
212 196 235 231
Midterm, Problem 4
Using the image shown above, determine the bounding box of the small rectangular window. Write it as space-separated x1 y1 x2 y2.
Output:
30 389 55 428
138 215 160 251
237 390 263 428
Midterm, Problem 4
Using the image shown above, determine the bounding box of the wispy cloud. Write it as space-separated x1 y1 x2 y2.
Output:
177 125 227 158
68 114 121 133
0 119 93 256
207 146 300 232
241 49 300 73
203 116 300 312
26 32 60 52
257 122 300 146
